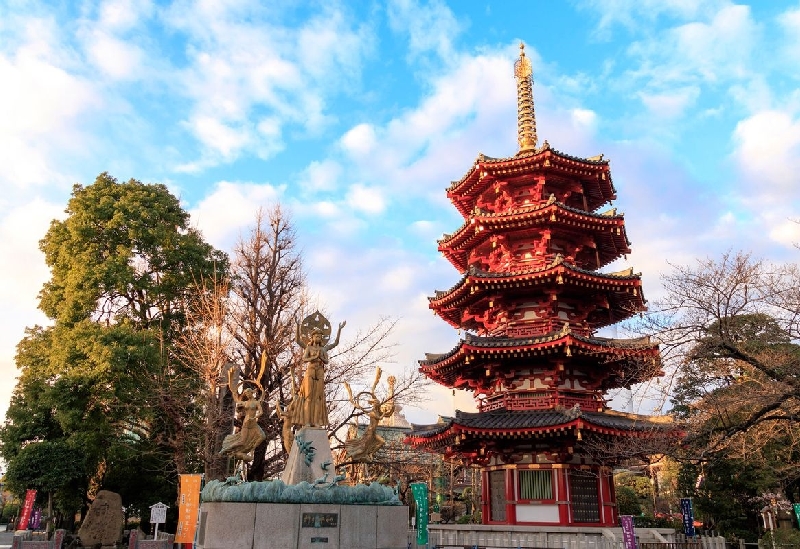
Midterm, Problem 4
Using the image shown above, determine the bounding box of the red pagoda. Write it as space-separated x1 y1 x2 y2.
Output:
407 44 671 527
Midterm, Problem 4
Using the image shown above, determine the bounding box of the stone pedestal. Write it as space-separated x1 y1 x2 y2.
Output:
197 502 408 549
281 427 334 485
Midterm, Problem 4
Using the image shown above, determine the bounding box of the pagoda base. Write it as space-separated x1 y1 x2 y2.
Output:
196 501 408 549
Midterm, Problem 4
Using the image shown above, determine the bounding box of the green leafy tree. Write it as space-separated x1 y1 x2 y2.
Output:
615 485 643 516
640 252 800 539
0 173 227 521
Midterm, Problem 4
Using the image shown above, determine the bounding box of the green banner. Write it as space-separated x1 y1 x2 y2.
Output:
411 482 429 546
794 503 800 528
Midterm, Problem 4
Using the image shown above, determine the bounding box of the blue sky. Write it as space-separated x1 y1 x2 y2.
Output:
2 0 800 424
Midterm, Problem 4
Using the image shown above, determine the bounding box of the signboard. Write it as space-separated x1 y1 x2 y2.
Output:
301 513 338 528
620 515 636 549
150 502 168 525
176 474 203 544
18 489 37 531
149 502 169 540
410 482 429 546
680 497 696 537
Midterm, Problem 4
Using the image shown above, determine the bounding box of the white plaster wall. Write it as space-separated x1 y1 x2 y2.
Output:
515 504 560 523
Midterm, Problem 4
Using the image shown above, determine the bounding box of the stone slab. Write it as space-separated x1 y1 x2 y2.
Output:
376 506 409 549
198 501 256 549
254 502 299 549
340 505 377 549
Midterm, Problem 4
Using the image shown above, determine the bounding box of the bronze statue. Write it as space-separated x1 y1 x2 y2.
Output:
219 356 269 465
290 311 345 428
219 386 266 462
344 368 395 463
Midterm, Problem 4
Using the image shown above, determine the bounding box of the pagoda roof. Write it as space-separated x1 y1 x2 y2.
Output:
447 142 615 217
421 330 657 367
407 407 672 444
430 257 646 328
438 197 630 271
419 329 660 389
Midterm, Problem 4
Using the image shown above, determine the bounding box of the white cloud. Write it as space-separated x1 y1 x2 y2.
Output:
380 265 416 292
638 86 700 119
83 30 145 80
387 0 462 62
571 108 598 130
778 6 800 68
187 116 255 161
341 124 377 158
612 4 757 104
733 109 800 195
769 218 800 247
299 160 342 193
582 0 726 38
0 19 99 188
190 181 283 250
0 197 62 313
165 2 372 170
331 46 520 200
311 201 341 218
409 220 440 240
0 197 62 424
98 0 154 30
346 184 386 215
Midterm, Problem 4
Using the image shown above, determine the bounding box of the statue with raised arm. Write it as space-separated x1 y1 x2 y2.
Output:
290 311 346 428
219 367 267 463
344 368 396 464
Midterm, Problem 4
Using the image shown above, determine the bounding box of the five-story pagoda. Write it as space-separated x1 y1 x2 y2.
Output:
407 44 670 527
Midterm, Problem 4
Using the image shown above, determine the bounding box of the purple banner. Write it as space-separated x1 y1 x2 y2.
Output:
620 515 636 549
30 509 41 530
680 498 696 537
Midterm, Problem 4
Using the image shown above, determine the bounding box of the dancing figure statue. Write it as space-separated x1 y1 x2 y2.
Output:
219 364 267 463
344 368 396 464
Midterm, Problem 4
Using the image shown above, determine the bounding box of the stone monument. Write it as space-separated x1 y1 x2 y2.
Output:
77 490 123 548
197 312 409 549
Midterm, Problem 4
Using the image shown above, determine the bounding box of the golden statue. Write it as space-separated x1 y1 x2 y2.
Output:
219 365 267 462
344 368 396 463
289 311 346 427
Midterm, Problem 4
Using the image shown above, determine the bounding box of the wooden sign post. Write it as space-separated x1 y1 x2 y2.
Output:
149 502 169 540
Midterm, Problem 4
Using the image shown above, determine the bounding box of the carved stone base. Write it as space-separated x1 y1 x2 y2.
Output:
281 427 335 486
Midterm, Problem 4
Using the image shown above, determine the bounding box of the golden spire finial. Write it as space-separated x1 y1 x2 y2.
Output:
514 42 537 153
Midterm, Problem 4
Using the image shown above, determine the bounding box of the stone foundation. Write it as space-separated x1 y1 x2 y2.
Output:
197 502 408 549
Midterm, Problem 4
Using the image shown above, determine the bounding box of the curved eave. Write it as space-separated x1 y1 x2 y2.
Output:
419 332 660 388
438 202 630 271
406 409 674 449
429 262 645 327
447 147 615 218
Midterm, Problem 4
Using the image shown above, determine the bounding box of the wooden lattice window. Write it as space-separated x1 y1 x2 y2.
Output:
518 470 553 500
569 469 600 523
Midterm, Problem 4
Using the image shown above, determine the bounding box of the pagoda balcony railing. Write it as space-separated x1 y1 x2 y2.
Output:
504 321 591 339
478 392 603 413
